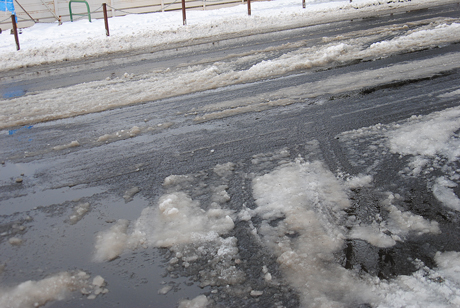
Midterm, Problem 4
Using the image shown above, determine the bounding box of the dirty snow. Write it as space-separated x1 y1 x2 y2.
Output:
1 0 452 70
93 219 130 262
1 1 459 129
93 163 245 288
68 202 90 224
0 271 106 308
1 0 460 307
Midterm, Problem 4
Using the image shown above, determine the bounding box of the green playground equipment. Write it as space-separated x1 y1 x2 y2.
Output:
69 0 92 22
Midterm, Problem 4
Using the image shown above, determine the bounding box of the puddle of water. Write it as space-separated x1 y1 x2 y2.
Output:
0 185 105 215
0 188 204 308
0 160 42 183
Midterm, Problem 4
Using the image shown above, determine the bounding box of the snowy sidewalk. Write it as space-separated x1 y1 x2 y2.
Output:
0 0 456 71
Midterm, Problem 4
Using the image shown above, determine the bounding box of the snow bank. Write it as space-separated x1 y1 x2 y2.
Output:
1 0 448 71
2 25 459 129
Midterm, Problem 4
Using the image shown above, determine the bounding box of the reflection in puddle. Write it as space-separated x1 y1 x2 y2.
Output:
2 88 26 99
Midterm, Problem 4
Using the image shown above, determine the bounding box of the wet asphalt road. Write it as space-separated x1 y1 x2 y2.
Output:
1 3 460 308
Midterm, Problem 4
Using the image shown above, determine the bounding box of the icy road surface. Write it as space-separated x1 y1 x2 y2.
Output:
1 1 460 308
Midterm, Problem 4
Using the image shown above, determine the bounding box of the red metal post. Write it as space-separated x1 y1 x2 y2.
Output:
247 0 251 16
11 15 20 51
103 3 110 36
182 0 186 25
302 0 305 8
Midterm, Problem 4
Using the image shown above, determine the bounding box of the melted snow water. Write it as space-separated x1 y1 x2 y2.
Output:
2 120 460 307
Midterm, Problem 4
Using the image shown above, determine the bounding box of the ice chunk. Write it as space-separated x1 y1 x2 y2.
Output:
178 295 210 308
433 177 460 211
53 140 80 151
213 162 235 178
92 276 105 287
349 225 396 248
250 290 263 297
158 285 173 295
435 251 460 283
8 237 22 246
346 174 373 188
93 219 129 262
123 187 140 202
68 202 90 225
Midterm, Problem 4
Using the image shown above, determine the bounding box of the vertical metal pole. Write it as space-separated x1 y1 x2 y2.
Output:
103 3 110 36
247 0 251 16
181 0 186 25
11 15 20 51
302 0 305 9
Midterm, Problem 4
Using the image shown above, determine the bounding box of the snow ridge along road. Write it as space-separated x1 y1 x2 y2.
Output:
1 1 459 129
1 1 460 308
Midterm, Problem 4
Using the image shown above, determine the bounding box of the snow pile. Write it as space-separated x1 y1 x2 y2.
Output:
0 271 107 308
345 174 373 188
247 154 451 307
388 108 460 160
93 219 130 262
435 251 460 284
2 30 459 130
250 158 375 307
93 162 245 287
129 191 234 247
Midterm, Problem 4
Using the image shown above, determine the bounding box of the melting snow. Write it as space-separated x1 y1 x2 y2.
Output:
0 271 106 308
